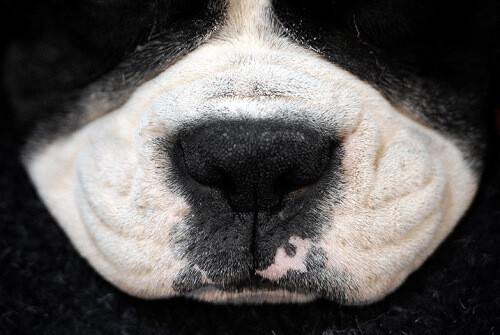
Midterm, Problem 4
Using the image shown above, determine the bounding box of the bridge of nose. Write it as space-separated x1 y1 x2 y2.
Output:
175 120 333 212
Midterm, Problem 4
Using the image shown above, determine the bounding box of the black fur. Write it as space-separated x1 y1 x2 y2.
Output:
4 0 498 159
3 0 226 141
272 0 499 167
0 0 499 332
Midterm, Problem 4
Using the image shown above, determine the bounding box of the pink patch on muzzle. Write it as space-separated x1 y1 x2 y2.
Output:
256 236 312 281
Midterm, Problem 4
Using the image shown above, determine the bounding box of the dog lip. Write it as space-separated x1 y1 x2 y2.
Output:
180 275 316 296
185 285 319 303
175 266 323 297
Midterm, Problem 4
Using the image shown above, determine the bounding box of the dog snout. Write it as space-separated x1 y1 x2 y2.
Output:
174 120 334 212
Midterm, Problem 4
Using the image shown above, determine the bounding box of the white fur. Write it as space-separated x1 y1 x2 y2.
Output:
25 0 478 304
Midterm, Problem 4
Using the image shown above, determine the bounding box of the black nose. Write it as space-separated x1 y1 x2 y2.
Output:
175 120 333 212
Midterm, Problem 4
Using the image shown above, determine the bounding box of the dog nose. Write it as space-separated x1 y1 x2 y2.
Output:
175 120 333 212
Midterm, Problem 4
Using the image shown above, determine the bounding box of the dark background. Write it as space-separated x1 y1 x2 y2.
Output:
0 2 499 334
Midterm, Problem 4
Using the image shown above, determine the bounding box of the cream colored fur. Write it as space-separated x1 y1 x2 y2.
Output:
24 0 478 304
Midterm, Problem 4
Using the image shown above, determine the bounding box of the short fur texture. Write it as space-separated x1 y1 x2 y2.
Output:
0 116 498 332
1 0 499 332
1 0 499 314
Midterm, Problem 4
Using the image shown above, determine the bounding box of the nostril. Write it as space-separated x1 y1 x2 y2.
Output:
174 120 335 212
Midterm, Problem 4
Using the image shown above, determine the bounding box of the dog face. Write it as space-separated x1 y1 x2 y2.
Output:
6 0 497 304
